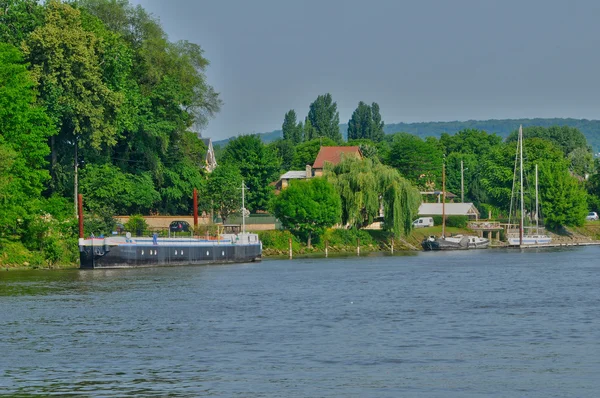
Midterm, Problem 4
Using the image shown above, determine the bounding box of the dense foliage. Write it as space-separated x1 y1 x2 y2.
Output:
0 0 219 266
347 101 384 142
271 178 341 246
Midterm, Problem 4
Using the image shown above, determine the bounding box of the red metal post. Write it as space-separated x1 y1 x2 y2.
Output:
78 194 84 238
193 188 198 227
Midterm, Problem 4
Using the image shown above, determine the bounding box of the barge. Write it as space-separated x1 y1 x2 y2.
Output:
79 233 262 269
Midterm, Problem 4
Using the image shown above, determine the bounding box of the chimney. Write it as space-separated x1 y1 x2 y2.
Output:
306 164 312 178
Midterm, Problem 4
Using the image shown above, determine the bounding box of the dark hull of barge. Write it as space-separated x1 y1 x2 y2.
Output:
80 243 262 269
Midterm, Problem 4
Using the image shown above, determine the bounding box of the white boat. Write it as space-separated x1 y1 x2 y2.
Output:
506 125 552 246
422 234 489 251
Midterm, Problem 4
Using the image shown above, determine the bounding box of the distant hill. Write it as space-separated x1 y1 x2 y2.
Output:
213 118 600 152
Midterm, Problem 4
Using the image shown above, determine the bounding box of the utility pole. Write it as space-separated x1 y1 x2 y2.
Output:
460 159 464 203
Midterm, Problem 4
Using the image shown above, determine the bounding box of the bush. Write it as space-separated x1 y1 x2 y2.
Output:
257 230 301 251
319 228 376 248
125 215 148 237
83 211 117 237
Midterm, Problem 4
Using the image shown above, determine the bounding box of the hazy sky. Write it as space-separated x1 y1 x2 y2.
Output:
130 0 600 140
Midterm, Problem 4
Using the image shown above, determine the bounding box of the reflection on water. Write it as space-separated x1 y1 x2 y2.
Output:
1 247 600 397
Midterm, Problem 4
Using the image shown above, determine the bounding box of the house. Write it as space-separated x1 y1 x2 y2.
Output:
311 146 363 176
272 165 313 192
272 146 364 192
418 202 480 220
200 137 217 172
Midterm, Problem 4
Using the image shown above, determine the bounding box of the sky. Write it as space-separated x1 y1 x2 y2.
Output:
130 0 600 140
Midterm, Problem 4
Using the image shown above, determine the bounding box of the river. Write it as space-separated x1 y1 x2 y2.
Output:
1 247 600 397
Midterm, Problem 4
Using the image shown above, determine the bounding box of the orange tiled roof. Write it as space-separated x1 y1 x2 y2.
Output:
312 146 362 169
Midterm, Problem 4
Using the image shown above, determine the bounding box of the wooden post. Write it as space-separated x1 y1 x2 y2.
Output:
357 237 360 256
391 237 394 254
325 240 328 258
288 237 292 260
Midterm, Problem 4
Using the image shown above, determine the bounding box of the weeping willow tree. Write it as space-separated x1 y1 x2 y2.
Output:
325 156 421 237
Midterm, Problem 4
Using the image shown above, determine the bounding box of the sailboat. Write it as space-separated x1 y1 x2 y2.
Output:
421 162 489 251
506 126 552 246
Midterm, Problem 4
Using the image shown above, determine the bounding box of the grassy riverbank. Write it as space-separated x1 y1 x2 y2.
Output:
258 226 473 257
3 223 599 271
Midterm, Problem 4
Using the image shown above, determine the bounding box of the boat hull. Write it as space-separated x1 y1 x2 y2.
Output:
79 237 262 269
421 236 490 251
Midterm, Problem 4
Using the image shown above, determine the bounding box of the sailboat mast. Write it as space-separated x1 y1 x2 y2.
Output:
442 161 446 238
535 164 539 235
519 125 524 246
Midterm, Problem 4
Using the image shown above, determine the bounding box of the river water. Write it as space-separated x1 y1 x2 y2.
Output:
1 247 600 397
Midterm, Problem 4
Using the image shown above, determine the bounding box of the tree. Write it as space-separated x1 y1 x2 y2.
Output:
0 0 45 45
440 128 502 156
0 43 53 238
269 139 295 172
79 164 159 215
206 164 243 222
282 110 302 144
220 135 281 212
568 147 594 178
370 102 385 142
347 101 384 142
303 116 316 141
307 93 341 142
384 133 444 188
23 1 123 213
326 157 421 237
539 161 588 228
506 125 590 157
271 177 341 247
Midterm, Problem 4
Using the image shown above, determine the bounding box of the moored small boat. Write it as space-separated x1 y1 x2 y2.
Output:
421 235 490 251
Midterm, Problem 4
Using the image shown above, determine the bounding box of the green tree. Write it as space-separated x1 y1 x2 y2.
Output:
269 139 296 172
205 164 243 222
307 93 341 142
567 147 594 178
539 161 588 228
347 101 384 142
384 133 444 188
440 128 502 156
23 1 123 212
326 157 421 237
282 109 302 144
370 102 385 142
506 125 590 157
0 0 45 45
271 177 341 247
79 164 159 215
303 116 316 141
220 135 281 212
0 43 53 238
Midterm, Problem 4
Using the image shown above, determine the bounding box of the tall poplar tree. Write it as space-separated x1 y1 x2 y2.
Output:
307 93 341 142
282 109 302 144
347 101 384 142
